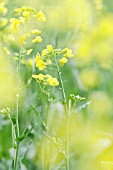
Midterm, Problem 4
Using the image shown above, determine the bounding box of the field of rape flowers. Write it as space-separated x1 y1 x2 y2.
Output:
0 0 113 169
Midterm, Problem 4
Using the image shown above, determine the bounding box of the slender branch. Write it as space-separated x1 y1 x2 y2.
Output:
54 54 69 170
14 45 22 170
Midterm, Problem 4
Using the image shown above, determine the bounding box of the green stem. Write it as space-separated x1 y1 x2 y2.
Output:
7 113 16 167
14 46 22 170
54 55 69 170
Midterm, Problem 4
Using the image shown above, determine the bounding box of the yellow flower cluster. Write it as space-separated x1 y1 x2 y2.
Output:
10 18 21 30
4 47 11 55
32 74 59 86
0 18 8 27
14 6 46 21
20 29 42 45
41 45 54 57
10 6 46 30
34 11 46 22
0 3 7 14
35 53 46 70
60 48 74 66
34 45 74 70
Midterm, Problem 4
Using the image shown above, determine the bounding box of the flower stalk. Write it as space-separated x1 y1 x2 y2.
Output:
54 54 70 170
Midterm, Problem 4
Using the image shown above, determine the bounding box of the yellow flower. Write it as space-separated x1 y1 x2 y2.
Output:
35 53 41 62
41 49 48 57
4 47 11 55
61 48 74 58
28 58 33 67
20 33 30 44
32 74 45 81
47 77 59 86
34 11 46 22
0 3 7 14
14 8 22 14
0 18 8 27
30 29 41 34
60 57 67 66
26 49 33 55
20 35 26 45
36 59 46 70
47 45 53 53
32 36 42 43
22 11 30 19
10 18 20 30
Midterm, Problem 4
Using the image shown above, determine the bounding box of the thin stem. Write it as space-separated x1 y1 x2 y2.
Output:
14 45 22 170
54 54 69 170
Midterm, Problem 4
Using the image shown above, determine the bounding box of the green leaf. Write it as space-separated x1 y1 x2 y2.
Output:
75 101 91 113
17 139 31 169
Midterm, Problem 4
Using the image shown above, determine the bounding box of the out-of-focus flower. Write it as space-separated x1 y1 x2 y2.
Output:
80 69 99 88
34 11 46 22
4 47 11 55
32 36 42 43
30 29 41 34
89 91 112 116
0 3 7 14
22 10 30 20
10 18 21 30
0 18 8 27
28 58 33 67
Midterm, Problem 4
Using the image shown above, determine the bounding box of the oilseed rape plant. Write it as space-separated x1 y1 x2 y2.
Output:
0 3 85 170
1 0 113 170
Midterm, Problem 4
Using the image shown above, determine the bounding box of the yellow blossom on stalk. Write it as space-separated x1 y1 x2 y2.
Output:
14 8 22 14
0 3 7 14
47 45 53 53
32 74 45 81
4 47 11 55
61 48 74 58
20 32 30 44
41 49 48 57
10 18 20 30
36 59 46 70
26 49 33 55
20 35 26 45
0 18 8 27
35 53 41 62
60 57 67 66
30 29 41 34
22 11 30 20
28 58 33 67
47 77 59 86
32 36 42 43
35 11 46 22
